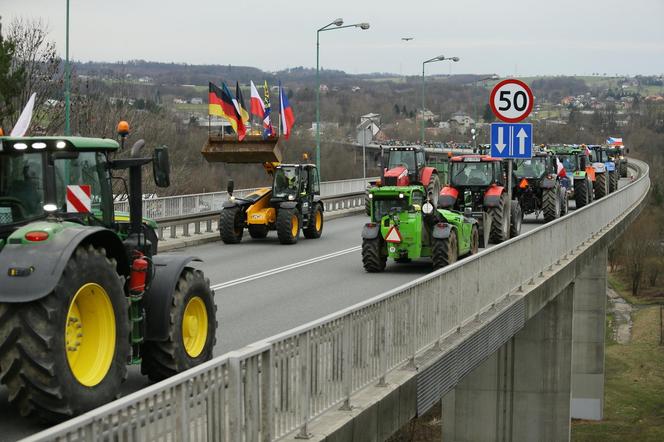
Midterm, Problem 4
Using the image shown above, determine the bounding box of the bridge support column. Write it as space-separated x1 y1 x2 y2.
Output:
442 285 573 441
571 246 607 420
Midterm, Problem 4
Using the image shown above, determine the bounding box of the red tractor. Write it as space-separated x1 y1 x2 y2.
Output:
438 155 521 246
380 146 441 200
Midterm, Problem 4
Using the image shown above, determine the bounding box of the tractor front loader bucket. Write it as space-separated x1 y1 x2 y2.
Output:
201 134 283 163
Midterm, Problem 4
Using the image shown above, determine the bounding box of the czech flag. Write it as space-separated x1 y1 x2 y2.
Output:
279 83 295 140
209 82 246 140
607 137 623 146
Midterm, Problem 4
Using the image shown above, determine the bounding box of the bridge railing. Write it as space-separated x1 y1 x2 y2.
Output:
26 161 649 442
113 177 376 220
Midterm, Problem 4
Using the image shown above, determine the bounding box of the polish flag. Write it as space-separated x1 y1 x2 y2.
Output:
250 81 265 119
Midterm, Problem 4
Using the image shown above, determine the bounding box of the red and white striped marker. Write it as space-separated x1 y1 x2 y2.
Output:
66 185 92 213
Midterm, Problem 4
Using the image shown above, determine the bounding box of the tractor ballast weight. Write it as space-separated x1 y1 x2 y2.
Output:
201 134 283 163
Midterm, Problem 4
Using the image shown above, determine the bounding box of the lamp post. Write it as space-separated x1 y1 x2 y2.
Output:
65 0 71 135
316 19 370 173
420 55 459 144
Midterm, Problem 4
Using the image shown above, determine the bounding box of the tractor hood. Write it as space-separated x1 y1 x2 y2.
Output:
383 166 409 186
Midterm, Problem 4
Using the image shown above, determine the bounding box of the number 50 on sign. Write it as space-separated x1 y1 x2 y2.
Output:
489 79 534 123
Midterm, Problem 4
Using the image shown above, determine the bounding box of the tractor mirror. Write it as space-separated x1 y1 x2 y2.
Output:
153 146 171 188
227 179 235 195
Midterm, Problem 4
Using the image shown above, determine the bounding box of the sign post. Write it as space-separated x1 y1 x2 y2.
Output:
488 79 534 239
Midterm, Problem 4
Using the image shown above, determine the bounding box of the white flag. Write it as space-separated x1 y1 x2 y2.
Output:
11 92 36 136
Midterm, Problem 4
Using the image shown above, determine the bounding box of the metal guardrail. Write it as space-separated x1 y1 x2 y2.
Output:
114 177 377 221
25 161 649 442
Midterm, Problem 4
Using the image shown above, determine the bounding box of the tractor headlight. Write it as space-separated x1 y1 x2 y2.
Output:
288 194 295 201
368 193 373 199
422 202 434 215
398 193 404 199
230 195 235 201
43 203 57 212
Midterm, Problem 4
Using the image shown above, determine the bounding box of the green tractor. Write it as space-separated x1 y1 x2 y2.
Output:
362 185 478 272
0 125 217 422
548 145 595 209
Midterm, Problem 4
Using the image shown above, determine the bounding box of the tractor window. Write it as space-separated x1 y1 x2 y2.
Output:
412 190 424 206
558 155 578 173
273 166 299 198
310 167 320 194
416 151 426 169
514 158 546 179
450 162 493 186
0 152 45 225
299 168 309 195
54 152 107 215
373 197 409 222
388 150 416 171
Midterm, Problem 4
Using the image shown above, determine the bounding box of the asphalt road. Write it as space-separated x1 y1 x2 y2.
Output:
0 177 631 440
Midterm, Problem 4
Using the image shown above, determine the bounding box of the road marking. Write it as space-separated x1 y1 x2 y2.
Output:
210 246 361 290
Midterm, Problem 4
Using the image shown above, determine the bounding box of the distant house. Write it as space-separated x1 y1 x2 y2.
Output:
352 86 361 92
417 109 437 123
448 114 475 133
319 84 329 93
310 122 339 134
190 98 203 105
360 113 381 127
173 98 187 104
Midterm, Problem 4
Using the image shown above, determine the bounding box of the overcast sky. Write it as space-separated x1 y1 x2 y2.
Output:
2 0 663 77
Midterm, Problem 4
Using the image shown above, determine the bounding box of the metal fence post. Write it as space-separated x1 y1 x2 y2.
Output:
339 315 353 410
296 333 312 439
377 301 388 387
177 380 191 442
261 349 274 442
228 355 243 442
407 289 417 370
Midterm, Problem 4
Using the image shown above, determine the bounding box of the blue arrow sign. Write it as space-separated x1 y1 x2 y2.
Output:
490 123 533 159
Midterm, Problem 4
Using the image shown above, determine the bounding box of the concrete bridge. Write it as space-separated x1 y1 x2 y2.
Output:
22 160 649 442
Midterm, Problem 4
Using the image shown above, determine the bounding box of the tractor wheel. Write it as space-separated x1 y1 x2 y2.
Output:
510 200 522 238
426 173 441 207
276 208 301 244
248 225 269 239
470 225 479 255
542 186 561 222
219 207 244 244
141 269 217 382
362 237 387 272
0 245 129 422
594 172 608 199
609 170 619 193
432 229 458 269
575 178 590 208
620 161 627 177
560 187 569 215
303 204 324 239
488 192 508 244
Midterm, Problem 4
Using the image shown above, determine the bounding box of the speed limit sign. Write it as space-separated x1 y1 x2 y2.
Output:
489 79 534 123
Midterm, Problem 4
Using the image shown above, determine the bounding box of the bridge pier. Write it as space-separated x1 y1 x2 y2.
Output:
441 285 574 441
571 246 607 420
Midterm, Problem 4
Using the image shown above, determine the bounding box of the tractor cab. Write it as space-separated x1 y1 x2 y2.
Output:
441 155 505 213
271 164 320 203
383 146 426 186
513 152 556 183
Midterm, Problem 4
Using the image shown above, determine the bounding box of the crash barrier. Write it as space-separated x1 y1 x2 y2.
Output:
25 161 649 442
153 192 365 242
113 177 377 221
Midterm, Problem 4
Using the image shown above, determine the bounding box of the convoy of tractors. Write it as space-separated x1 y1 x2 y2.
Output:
0 119 628 424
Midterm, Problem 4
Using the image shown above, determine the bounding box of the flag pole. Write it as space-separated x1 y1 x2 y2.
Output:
278 83 282 137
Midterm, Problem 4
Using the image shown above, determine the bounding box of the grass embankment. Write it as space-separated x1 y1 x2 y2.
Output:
572 278 664 441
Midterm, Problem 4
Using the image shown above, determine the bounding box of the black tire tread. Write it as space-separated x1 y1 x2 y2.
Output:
487 193 507 244
141 269 217 382
542 188 559 222
432 230 457 269
0 245 128 422
276 208 300 244
575 178 589 208
219 207 243 244
362 238 386 272
303 204 324 239
595 172 608 199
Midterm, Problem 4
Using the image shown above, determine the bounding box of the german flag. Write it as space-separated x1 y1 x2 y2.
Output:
209 82 246 140
236 81 249 126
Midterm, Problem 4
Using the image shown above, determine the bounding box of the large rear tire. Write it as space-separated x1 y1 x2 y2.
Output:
509 200 522 238
141 269 217 382
620 161 627 178
575 178 590 208
303 204 324 239
426 173 441 207
488 193 508 244
542 187 561 222
470 225 479 255
362 237 387 272
432 229 458 269
276 208 301 244
219 207 244 244
0 245 129 422
594 172 608 199
609 170 619 193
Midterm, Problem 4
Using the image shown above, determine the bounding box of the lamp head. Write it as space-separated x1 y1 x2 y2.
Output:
450 57 460 62
359 22 370 30
333 18 343 26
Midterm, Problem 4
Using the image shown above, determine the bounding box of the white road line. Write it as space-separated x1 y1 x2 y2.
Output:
210 246 361 290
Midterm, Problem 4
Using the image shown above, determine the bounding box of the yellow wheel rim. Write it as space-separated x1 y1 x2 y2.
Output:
65 283 116 387
291 215 299 237
182 297 208 358
315 211 322 231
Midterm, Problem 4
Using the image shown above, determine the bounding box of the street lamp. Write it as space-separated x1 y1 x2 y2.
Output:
420 55 459 144
316 19 370 173
65 0 71 135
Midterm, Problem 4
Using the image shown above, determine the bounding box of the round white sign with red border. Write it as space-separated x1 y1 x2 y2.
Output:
489 79 534 123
